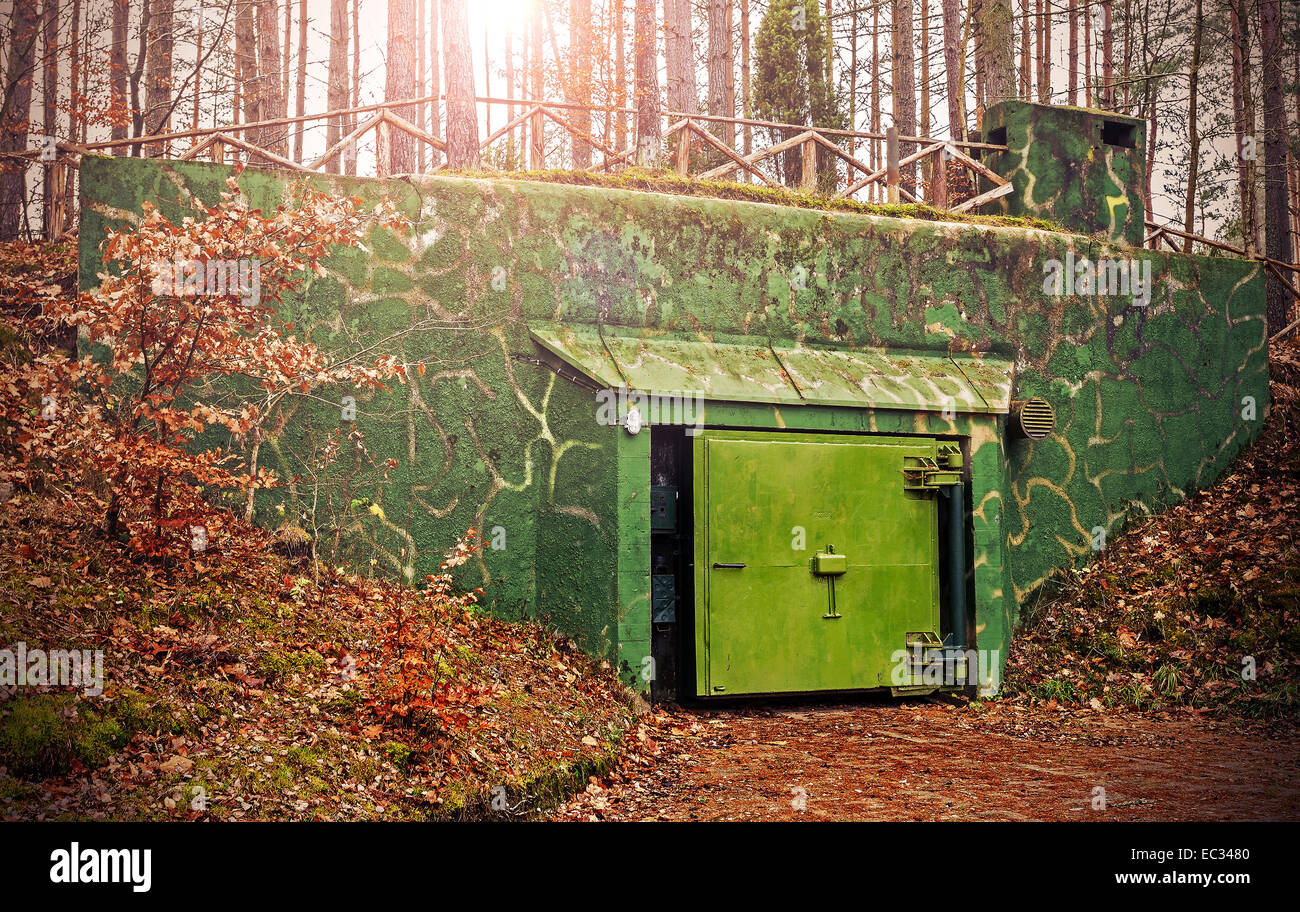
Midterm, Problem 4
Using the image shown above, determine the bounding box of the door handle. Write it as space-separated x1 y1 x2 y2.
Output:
712 562 746 569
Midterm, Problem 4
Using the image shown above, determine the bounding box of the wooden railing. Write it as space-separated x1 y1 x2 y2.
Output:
17 94 1300 330
21 94 1011 240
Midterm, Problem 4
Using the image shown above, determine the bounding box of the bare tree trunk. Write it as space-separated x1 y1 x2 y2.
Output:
530 0 543 168
235 0 258 147
872 4 882 192
665 0 699 115
1101 0 1114 107
708 0 734 145
326 0 348 174
571 0 593 167
849 3 857 165
1020 0 1031 99
1122 0 1132 111
921 0 931 133
634 0 661 166
893 0 916 190
741 0 751 158
281 0 290 106
294 0 307 162
42 0 59 226
348 0 359 175
1084 0 1092 106
921 0 931 191
256 0 287 155
1037 0 1050 103
615 0 627 151
1231 0 1258 253
70 0 82 141
1261 0 1295 329
386 0 418 173
417 0 426 171
943 0 963 140
191 0 202 133
974 0 1014 115
1068 2 1078 105
1182 0 1202 251
111 0 129 148
0 0 39 239
442 0 480 169
430 0 441 166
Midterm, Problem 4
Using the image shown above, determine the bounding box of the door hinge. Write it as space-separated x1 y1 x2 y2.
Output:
902 444 964 491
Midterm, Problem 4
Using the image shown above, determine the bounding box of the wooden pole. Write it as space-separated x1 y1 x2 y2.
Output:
886 126 899 203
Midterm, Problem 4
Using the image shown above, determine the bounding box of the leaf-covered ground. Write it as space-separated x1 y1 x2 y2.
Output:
1002 337 1300 717
554 338 1300 822
0 496 638 820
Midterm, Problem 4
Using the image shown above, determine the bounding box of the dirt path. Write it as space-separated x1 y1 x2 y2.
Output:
556 699 1300 821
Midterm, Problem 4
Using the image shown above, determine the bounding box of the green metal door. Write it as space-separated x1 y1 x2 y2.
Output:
693 431 941 696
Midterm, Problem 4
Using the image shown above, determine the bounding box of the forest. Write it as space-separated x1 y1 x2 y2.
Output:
1 1 1297 315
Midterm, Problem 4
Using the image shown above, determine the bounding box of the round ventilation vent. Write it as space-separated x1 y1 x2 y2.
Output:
1012 397 1056 440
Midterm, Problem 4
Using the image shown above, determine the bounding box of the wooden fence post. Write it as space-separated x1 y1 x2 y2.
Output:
801 136 817 192
886 126 899 204
530 106 545 169
931 146 948 209
675 124 691 177
377 116 391 178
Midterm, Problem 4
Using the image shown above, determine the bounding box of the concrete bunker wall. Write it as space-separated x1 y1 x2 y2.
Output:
78 155 1270 693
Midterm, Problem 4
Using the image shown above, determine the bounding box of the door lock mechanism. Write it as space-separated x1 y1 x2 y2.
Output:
811 544 845 619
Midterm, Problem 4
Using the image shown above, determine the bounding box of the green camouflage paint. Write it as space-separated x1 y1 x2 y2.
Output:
77 151 1268 694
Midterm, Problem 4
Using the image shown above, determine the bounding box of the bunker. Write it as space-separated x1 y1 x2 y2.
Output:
78 102 1270 701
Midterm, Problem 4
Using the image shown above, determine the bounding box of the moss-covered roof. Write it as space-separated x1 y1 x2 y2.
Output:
451 166 1066 233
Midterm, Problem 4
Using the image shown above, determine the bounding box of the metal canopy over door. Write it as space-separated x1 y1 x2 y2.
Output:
694 431 942 696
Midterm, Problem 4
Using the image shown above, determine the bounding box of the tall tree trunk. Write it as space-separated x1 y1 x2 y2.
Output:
256 0 286 155
529 0 543 168
348 0 359 175
1101 0 1114 107
1261 0 1295 330
1121 0 1132 111
111 0 129 148
1068 2 1078 105
442 0 480 169
921 0 931 191
741 0 752 158
129 0 154 148
235 0 258 147
281 0 291 106
708 0 734 145
0 0 39 239
294 0 307 162
615 0 627 151
872 4 882 193
191 0 202 133
1084 0 1092 106
571 0 593 167
921 0 931 131
633 0 660 165
664 0 698 115
1181 0 1202 251
417 0 426 171
1036 0 1050 103
386 0 418 173
974 0 1014 115
325 0 349 174
1231 0 1258 254
943 0 963 140
1019 0 1030 99
42 0 59 228
893 0 917 190
430 0 441 166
